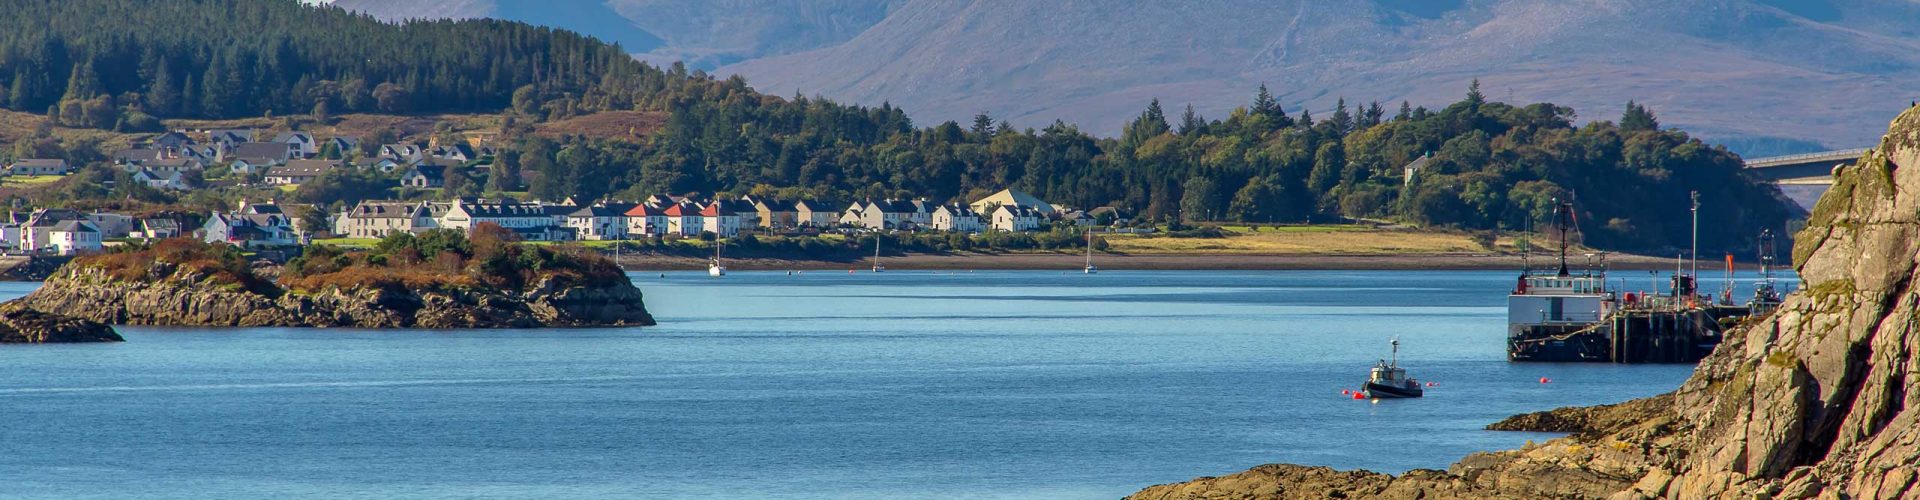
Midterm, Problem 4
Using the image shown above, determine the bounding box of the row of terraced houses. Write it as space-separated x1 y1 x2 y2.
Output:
335 189 1106 241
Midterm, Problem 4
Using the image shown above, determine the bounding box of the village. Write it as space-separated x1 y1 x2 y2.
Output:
0 128 1119 256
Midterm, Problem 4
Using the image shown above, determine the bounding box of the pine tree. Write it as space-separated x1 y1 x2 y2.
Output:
970 112 993 141
1254 84 1278 116
1298 108 1313 127
1330 98 1353 136
1466 79 1485 112
144 61 177 116
1620 101 1659 131
1397 101 1412 121
1361 101 1384 128
1178 104 1206 135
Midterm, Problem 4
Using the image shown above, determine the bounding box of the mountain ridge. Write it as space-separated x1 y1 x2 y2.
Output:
326 0 1920 155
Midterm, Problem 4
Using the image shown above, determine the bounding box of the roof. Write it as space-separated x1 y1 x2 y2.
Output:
936 204 978 217
349 201 421 219
230 142 294 161
272 132 314 143
50 220 96 233
971 189 1055 213
568 206 623 218
12 159 67 168
699 203 733 217
1403 153 1432 171
406 164 447 181
148 158 203 169
268 160 339 178
625 204 663 217
454 200 549 218
994 205 1042 217
208 129 254 142
662 203 699 217
141 218 180 230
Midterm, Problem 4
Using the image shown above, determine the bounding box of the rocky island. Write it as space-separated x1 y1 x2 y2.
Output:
17 227 654 329
0 303 122 343
1129 107 1920 499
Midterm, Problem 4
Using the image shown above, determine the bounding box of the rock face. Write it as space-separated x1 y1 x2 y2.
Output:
0 303 123 343
1130 107 1920 500
18 267 656 329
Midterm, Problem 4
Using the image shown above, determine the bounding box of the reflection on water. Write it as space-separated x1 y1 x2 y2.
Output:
0 270 1790 499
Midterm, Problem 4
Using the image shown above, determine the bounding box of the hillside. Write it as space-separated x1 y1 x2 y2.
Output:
328 0 1920 154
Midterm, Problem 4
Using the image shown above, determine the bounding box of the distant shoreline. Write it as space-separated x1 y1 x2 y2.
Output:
615 252 1725 272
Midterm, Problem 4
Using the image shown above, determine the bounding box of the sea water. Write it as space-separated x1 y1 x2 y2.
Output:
0 270 1790 499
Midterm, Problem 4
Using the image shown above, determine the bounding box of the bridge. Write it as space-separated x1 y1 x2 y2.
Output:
1744 148 1869 211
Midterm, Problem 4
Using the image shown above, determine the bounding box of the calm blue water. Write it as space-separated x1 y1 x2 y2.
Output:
0 270 1791 499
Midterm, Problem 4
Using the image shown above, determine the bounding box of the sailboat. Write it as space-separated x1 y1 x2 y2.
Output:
871 235 886 273
1084 228 1098 274
708 238 727 277
1361 338 1424 399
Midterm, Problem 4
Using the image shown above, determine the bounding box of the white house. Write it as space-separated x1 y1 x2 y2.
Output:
624 204 669 237
264 160 340 185
970 189 1056 215
273 132 318 158
662 202 702 236
132 169 190 190
20 208 87 252
7 159 70 176
202 212 299 248
932 205 984 233
47 220 101 255
991 205 1042 232
565 205 630 241
700 203 740 237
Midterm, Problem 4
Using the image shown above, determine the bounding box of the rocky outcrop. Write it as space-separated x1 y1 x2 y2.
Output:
1130 107 1920 500
0 303 122 343
18 266 655 329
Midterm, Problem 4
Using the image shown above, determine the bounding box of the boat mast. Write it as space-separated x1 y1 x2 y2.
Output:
1390 337 1399 367
1085 228 1093 267
1553 199 1572 277
1690 191 1700 281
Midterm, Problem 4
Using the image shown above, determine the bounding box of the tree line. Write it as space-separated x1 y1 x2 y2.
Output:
0 0 1795 253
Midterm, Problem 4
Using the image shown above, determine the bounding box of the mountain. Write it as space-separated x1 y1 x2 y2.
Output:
720 0 1920 155
328 0 1920 156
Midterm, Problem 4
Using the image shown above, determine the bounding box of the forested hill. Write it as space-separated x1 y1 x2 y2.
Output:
2 0 1795 253
0 0 664 126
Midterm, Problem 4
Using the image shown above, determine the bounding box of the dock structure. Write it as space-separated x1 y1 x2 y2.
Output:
1505 199 1782 364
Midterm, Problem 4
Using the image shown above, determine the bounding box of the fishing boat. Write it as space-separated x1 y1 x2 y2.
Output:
1361 338 1423 399
1084 228 1098 274
870 235 886 273
708 239 727 277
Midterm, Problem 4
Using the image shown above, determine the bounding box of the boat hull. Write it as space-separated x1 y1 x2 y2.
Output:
1363 382 1424 398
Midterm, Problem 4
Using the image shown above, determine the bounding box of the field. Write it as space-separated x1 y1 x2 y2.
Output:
1104 225 1536 255
0 175 67 187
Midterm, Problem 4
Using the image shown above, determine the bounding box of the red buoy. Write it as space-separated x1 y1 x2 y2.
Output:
1539 377 1552 384
1425 382 1436 387
1352 392 1366 399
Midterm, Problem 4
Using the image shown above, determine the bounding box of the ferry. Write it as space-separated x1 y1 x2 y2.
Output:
1361 338 1423 398
1506 197 1771 363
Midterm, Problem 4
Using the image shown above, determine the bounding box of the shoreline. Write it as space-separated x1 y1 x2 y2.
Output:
616 251 1717 272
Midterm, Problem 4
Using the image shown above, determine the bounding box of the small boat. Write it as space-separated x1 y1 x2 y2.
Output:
1084 228 1098 274
1362 338 1423 398
708 240 727 277
871 235 886 273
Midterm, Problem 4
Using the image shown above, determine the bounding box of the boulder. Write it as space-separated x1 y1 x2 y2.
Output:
0 303 122 343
